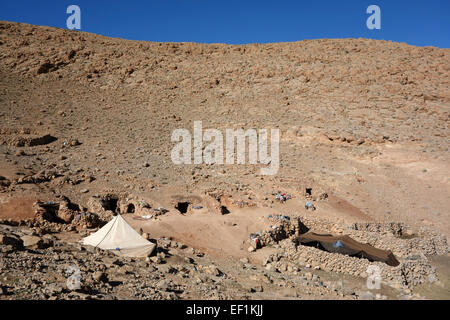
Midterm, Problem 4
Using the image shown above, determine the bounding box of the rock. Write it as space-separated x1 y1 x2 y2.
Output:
36 61 54 74
249 274 272 284
184 257 194 264
177 242 187 249
149 256 162 264
157 252 167 259
70 139 81 146
250 285 264 293
47 283 64 295
240 257 249 264
93 271 108 283
248 246 256 252
0 234 24 249
156 280 169 291
0 285 6 295
204 265 223 277
0 178 10 187
158 265 177 274
21 235 53 249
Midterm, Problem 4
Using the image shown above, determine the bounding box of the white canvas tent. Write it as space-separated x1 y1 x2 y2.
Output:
82 214 156 257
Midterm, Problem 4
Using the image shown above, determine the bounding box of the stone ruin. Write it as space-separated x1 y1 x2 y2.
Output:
258 216 310 246
255 216 448 290
32 197 102 232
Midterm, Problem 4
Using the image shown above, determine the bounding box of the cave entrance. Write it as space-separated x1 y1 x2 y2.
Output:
220 205 230 215
102 196 119 213
127 203 135 213
305 188 312 196
175 202 190 214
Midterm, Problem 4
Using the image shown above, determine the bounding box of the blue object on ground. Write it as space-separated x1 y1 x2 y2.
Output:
333 240 345 248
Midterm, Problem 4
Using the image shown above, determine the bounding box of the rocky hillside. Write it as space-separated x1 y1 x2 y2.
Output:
0 21 449 300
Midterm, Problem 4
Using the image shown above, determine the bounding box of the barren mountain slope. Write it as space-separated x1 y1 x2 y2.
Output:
1 21 449 232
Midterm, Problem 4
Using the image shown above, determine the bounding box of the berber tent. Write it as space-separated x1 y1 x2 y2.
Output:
82 214 156 257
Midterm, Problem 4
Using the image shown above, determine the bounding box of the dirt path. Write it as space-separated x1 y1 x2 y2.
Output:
126 207 273 259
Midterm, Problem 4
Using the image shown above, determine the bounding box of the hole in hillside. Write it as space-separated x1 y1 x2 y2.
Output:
101 196 119 213
175 202 190 214
68 203 80 211
305 188 312 196
127 204 135 213
220 206 230 215
36 201 60 223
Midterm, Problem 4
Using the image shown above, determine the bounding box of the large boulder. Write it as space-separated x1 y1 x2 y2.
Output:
20 235 53 249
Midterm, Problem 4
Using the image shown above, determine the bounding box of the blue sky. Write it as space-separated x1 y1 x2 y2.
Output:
1 0 449 48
